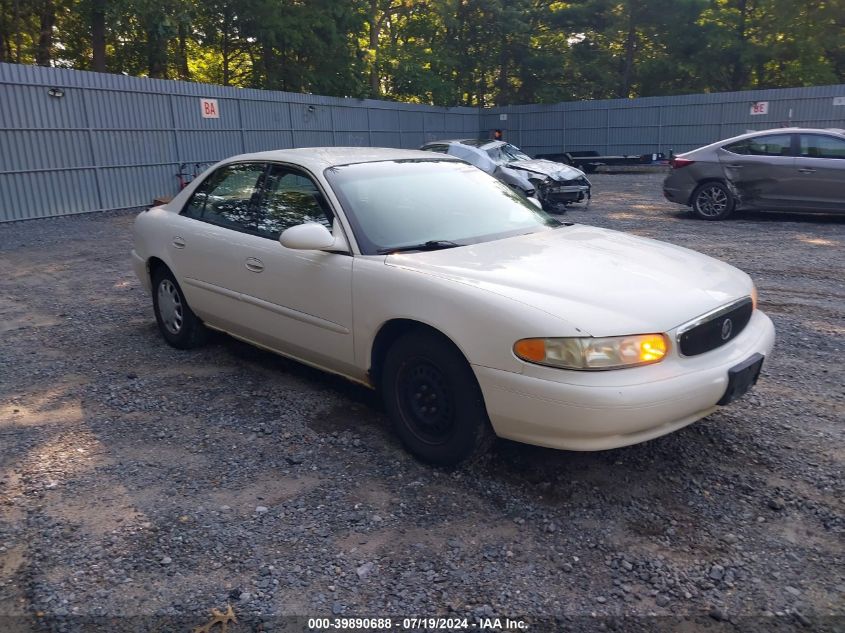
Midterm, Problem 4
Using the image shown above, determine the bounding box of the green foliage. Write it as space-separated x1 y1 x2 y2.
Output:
1 0 842 102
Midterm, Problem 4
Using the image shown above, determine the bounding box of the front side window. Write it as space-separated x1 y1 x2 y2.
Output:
724 134 792 157
799 134 845 159
254 166 333 240
325 159 562 255
182 163 266 232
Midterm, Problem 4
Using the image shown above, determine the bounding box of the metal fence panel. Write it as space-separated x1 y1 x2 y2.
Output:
1 61 843 222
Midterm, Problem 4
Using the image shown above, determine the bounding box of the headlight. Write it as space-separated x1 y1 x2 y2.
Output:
751 285 758 310
513 334 669 370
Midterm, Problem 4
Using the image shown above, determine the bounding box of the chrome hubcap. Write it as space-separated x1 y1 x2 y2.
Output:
696 186 728 216
157 279 183 334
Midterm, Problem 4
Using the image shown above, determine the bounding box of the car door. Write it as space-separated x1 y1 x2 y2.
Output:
793 133 845 211
718 133 795 208
227 163 356 375
166 162 268 331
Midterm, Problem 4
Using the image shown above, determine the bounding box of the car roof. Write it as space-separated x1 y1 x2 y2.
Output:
720 127 845 144
217 147 461 171
422 139 504 149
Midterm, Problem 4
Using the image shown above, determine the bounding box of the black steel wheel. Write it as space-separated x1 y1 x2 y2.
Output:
381 329 494 465
151 266 208 349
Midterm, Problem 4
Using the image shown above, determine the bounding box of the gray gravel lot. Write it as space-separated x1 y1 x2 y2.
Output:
1 171 843 633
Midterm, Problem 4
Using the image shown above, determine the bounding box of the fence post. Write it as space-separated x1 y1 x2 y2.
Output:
81 90 104 211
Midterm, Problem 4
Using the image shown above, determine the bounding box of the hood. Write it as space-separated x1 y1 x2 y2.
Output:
385 225 751 337
507 159 586 181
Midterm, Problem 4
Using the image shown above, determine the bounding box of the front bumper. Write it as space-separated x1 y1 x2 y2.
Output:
131 249 151 293
473 310 775 451
541 180 591 205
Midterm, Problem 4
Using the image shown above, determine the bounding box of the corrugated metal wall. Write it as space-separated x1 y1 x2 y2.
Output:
483 85 845 157
1 61 843 222
0 63 477 222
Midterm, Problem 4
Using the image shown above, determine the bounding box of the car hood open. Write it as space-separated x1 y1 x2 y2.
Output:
507 159 586 181
384 225 751 337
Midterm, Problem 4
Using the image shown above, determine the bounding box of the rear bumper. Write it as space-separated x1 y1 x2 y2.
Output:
473 310 775 451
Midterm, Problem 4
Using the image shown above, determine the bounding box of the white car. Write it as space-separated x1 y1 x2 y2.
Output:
132 148 775 464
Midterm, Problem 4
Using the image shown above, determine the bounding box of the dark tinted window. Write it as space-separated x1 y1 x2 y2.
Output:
724 134 792 157
254 166 332 240
799 134 845 159
182 163 266 231
422 144 449 154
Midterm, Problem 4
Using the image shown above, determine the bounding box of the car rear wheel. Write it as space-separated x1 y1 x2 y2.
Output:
151 267 208 349
381 330 494 465
691 182 734 220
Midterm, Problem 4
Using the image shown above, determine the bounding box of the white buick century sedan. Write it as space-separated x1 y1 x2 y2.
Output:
132 148 775 464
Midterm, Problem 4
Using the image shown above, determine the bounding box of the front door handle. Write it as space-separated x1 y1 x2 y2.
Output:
172 236 186 249
798 168 816 174
245 257 264 273
727 164 744 169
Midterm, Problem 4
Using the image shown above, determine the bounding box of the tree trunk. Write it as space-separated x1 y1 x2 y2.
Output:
619 0 638 97
368 0 380 97
91 0 106 72
35 0 55 66
12 0 22 63
146 18 168 78
0 3 5 64
178 21 189 80
730 0 749 90
221 8 231 86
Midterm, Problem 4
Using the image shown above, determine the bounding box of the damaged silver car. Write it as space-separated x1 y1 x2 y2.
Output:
663 127 845 220
420 139 591 212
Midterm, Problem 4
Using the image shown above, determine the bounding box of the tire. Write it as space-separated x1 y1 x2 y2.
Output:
151 266 208 349
381 330 494 465
691 181 735 220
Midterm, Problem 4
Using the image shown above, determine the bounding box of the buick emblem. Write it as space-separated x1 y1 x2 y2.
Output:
720 318 733 340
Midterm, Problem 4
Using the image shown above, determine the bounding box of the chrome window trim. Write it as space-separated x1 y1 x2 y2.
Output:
675 296 753 356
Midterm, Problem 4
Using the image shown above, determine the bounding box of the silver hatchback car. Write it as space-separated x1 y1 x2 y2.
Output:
663 128 845 220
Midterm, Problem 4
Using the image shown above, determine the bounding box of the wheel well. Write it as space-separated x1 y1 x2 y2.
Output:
147 257 168 282
369 319 464 386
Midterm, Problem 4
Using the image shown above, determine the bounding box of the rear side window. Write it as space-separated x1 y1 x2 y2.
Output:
182 163 267 233
799 134 845 159
724 134 792 157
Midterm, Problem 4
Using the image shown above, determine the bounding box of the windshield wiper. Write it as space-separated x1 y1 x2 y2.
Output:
378 240 462 254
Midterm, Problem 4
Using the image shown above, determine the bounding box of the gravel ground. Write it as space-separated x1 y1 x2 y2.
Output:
1 172 843 633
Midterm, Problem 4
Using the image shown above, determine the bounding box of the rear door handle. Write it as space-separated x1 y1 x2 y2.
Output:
727 164 744 169
798 168 816 174
245 257 264 273
172 236 186 249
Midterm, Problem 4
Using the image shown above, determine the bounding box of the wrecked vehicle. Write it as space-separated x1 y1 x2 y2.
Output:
663 127 845 220
420 139 591 212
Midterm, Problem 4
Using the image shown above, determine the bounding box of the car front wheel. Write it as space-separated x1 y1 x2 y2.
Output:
151 267 208 349
381 330 494 465
691 181 734 220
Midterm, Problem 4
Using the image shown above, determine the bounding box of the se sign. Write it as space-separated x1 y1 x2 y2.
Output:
750 101 769 116
201 98 219 119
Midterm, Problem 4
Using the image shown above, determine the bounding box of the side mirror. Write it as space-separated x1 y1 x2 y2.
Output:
280 223 337 250
279 222 350 252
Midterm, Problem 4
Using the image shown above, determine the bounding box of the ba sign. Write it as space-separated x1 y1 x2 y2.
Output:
201 98 219 119
749 101 769 116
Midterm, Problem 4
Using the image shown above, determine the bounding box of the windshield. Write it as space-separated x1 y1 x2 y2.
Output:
325 159 562 255
484 143 532 165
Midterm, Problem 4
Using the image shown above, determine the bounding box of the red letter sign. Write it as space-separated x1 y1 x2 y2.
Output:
200 98 220 119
